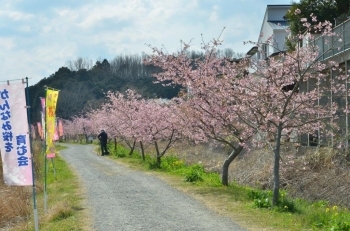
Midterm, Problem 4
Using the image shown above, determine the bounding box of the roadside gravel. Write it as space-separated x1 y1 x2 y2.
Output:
59 143 247 231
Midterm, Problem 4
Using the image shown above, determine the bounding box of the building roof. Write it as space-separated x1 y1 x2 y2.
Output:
269 51 286 58
246 46 258 56
266 4 291 7
268 21 289 30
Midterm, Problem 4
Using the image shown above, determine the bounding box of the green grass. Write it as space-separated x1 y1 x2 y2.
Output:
16 144 89 231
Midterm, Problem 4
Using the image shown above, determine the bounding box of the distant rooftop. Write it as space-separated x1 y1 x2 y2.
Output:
246 46 258 56
267 4 291 7
268 21 289 29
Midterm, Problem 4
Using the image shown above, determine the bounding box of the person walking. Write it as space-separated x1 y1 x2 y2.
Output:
97 129 108 155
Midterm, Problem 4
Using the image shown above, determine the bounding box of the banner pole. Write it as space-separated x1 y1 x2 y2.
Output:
25 77 39 231
44 88 48 213
50 158 57 180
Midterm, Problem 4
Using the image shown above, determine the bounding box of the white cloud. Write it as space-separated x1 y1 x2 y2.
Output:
7 10 33 21
0 37 15 50
209 4 219 21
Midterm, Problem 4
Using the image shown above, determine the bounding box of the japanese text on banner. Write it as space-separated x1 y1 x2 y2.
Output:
0 82 33 186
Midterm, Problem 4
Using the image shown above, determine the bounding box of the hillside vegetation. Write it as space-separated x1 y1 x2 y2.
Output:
27 55 181 122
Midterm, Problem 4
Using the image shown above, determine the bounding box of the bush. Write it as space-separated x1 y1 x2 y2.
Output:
203 172 222 187
161 156 185 171
248 189 272 209
146 156 159 169
247 189 297 212
311 205 350 230
276 190 297 213
184 164 205 182
114 145 128 157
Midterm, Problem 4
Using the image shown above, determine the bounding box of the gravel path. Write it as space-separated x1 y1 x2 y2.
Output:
59 143 246 231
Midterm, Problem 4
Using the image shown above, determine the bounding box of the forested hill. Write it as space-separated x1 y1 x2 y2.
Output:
28 55 181 122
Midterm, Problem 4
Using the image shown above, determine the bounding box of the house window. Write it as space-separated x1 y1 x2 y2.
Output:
262 43 269 59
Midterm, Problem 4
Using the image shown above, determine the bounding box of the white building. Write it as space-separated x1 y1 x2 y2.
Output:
247 5 291 60
247 4 350 147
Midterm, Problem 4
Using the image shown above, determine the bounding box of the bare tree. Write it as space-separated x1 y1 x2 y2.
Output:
216 48 245 59
66 57 93 71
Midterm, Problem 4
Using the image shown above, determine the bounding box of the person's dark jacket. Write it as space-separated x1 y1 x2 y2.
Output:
98 131 108 144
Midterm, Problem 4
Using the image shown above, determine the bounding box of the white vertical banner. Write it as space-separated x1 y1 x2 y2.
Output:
0 82 33 186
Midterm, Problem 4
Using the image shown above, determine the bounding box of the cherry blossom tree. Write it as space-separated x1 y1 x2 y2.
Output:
79 89 184 165
145 12 349 205
144 34 254 185
63 117 91 142
233 10 348 205
100 90 144 154
136 99 183 167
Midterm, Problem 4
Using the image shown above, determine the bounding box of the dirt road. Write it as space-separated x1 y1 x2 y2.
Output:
60 143 246 231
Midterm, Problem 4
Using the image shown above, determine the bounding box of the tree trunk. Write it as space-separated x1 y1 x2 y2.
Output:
221 145 243 186
156 156 161 167
272 124 283 206
140 141 145 161
128 139 136 156
114 137 117 151
155 141 161 168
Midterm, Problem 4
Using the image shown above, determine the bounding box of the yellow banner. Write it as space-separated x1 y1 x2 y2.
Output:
46 89 59 157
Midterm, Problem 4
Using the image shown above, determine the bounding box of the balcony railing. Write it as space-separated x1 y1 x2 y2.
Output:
314 18 350 61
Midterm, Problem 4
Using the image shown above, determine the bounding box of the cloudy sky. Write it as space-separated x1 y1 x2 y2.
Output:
0 0 293 86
